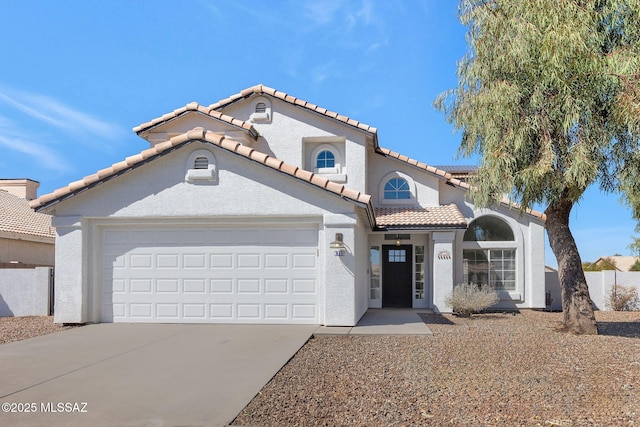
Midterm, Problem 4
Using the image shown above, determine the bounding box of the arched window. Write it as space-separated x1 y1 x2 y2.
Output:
384 177 411 200
316 150 335 169
463 216 516 291
463 216 514 241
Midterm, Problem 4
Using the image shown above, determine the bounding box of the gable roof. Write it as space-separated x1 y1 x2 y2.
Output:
1 190 55 242
30 128 374 222
135 84 378 140
133 102 260 140
376 146 546 221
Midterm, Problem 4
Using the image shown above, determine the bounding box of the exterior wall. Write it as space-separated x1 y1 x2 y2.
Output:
453 204 546 310
367 149 441 207
0 267 52 316
546 270 640 311
223 97 370 194
50 142 362 324
0 237 54 268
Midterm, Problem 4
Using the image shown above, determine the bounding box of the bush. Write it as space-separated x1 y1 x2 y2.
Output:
607 284 640 311
445 283 499 316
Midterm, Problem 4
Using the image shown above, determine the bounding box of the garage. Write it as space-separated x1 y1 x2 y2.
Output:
100 225 319 323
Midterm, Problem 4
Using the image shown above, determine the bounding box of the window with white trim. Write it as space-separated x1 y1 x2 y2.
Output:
462 216 516 291
310 144 341 174
384 177 411 199
316 150 335 169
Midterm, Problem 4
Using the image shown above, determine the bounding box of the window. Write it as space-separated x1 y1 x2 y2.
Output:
316 150 335 169
463 249 516 291
388 249 406 263
463 216 517 292
370 246 381 300
463 216 514 241
384 178 411 200
415 245 425 300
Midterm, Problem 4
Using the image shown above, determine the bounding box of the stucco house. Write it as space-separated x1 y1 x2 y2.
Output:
0 179 55 268
31 85 546 325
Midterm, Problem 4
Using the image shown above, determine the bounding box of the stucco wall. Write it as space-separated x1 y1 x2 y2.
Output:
367 148 441 207
50 141 363 324
0 237 54 268
0 267 52 316
546 270 640 311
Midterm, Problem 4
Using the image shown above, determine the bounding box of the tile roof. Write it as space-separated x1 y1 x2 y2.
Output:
0 190 55 240
376 147 546 221
374 205 468 229
30 128 373 215
134 85 377 138
133 102 260 139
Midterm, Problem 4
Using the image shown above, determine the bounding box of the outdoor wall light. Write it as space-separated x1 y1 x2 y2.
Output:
329 233 345 249
395 238 402 246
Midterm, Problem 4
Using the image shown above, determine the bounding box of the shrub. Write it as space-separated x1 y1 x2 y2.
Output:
445 283 499 316
606 284 640 311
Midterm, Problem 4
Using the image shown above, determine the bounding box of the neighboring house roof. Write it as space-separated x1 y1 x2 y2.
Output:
30 128 375 225
374 206 467 229
0 190 55 241
135 84 377 139
133 102 260 140
593 256 640 272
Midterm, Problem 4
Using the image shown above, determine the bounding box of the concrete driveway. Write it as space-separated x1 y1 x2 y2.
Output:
0 323 317 427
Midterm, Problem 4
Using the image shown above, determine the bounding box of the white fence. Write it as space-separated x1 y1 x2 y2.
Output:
0 267 53 317
545 270 640 311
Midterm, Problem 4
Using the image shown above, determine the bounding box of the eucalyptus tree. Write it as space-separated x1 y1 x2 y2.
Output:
437 0 640 334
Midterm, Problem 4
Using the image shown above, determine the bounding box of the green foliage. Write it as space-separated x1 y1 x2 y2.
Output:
629 259 640 271
436 0 640 213
445 283 499 316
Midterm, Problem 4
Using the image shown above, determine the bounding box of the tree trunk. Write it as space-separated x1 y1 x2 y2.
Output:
545 194 598 335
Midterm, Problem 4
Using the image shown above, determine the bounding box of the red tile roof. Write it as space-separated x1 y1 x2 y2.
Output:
134 85 377 138
1 191 55 240
30 128 373 214
376 147 546 221
374 205 467 229
133 102 259 139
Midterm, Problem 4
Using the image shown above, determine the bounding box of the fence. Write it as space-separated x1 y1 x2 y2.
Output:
545 270 640 311
0 267 53 317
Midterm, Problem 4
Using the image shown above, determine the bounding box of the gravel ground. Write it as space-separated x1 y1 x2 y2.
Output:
0 316 78 344
233 310 640 427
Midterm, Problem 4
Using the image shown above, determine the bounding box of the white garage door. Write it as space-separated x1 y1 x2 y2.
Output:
101 226 319 323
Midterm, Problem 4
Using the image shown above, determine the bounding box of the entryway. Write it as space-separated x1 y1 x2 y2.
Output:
382 244 413 308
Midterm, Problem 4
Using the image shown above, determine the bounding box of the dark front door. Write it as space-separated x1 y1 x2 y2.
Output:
382 245 413 308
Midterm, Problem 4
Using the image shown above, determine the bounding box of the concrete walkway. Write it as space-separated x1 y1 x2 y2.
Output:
314 308 433 335
0 323 316 427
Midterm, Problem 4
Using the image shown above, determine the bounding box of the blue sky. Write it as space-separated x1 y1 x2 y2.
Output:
0 0 636 266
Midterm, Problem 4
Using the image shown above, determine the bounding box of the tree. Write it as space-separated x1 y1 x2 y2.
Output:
436 0 640 334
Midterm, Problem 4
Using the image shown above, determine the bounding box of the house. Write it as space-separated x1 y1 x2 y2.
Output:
30 85 546 325
593 256 640 272
0 179 55 268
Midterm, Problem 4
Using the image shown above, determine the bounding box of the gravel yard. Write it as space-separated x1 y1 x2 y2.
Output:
0 316 77 344
233 310 640 426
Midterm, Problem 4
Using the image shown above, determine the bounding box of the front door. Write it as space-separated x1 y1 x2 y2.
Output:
382 245 413 308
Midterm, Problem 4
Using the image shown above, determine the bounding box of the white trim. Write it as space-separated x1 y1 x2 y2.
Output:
310 144 342 174
185 149 217 182
461 213 524 301
378 171 417 205
250 96 272 123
